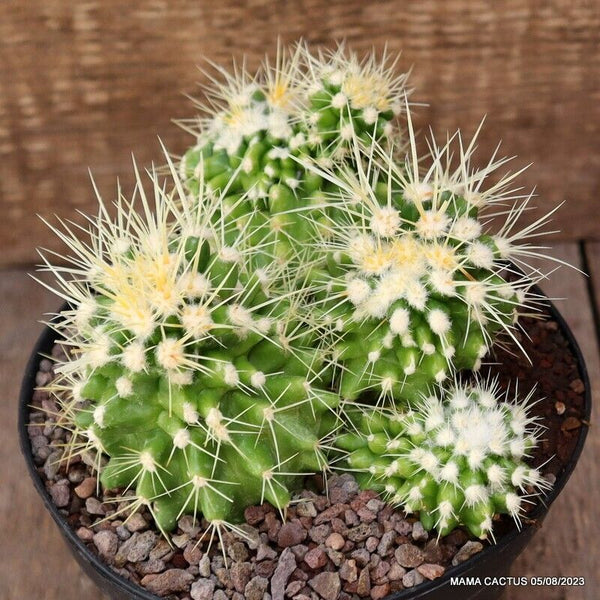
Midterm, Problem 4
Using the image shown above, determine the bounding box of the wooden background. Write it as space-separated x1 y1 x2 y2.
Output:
1 1 599 599
1 0 600 267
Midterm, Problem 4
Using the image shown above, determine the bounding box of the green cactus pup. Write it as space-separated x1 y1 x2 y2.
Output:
299 114 557 404
38 157 341 535
337 380 549 539
179 43 411 265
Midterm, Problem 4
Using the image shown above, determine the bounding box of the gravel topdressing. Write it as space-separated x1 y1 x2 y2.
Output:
26 313 587 600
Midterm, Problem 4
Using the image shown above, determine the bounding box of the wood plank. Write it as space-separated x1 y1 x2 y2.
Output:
0 270 107 599
1 0 600 267
585 242 600 332
506 243 600 600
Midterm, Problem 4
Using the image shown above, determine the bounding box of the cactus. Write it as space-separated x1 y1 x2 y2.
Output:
34 43 561 550
179 43 410 265
40 157 341 534
337 380 549 539
298 113 554 404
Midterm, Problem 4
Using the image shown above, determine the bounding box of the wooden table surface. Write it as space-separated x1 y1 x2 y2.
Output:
1 242 599 600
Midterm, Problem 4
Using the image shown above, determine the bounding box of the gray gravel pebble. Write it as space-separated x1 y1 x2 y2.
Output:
116 530 157 565
412 521 428 542
198 554 211 577
93 530 118 559
271 547 296 600
49 482 70 507
402 568 425 587
190 578 214 600
452 540 484 566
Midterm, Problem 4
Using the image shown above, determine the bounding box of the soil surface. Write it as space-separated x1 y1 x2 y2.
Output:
26 310 587 600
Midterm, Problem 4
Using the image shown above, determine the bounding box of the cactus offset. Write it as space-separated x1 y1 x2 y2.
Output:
337 380 549 539
299 114 554 403
39 158 340 533
179 43 410 265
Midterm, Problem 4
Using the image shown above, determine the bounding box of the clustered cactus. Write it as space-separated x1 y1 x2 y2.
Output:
39 43 558 545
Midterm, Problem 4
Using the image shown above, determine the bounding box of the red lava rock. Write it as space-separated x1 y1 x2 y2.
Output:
370 583 391 599
309 523 331 544
340 558 358 582
255 560 276 578
290 567 308 582
309 572 341 600
347 523 378 543
304 547 328 569
76 527 93 541
271 547 297 600
452 541 484 566
370 559 390 584
388 561 406 581
125 513 148 532
290 544 309 562
395 543 424 568
171 552 187 569
49 482 70 507
230 562 253 593
93 530 118 559
141 569 194 595
351 548 371 567
314 504 347 525
182 541 202 565
561 416 582 432
265 512 282 541
357 507 377 523
422 539 443 563
570 378 585 394
74 477 96 499
356 567 371 597
326 532 345 550
326 547 344 566
244 505 266 525
285 580 305 596
331 517 348 534
365 536 379 552
278 521 307 548
245 576 269 600
417 563 446 580
345 509 360 526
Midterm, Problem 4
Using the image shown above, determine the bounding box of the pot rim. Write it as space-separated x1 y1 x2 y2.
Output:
18 294 592 600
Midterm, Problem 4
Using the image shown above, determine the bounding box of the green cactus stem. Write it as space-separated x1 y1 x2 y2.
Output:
337 380 550 539
39 156 341 533
299 112 554 404
179 42 411 265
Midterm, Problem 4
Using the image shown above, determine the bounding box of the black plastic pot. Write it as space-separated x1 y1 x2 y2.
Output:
19 297 591 600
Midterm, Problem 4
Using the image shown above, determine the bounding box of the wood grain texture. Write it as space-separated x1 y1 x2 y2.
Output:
506 244 600 600
1 0 599 267
1 245 598 598
585 242 600 324
0 270 107 600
